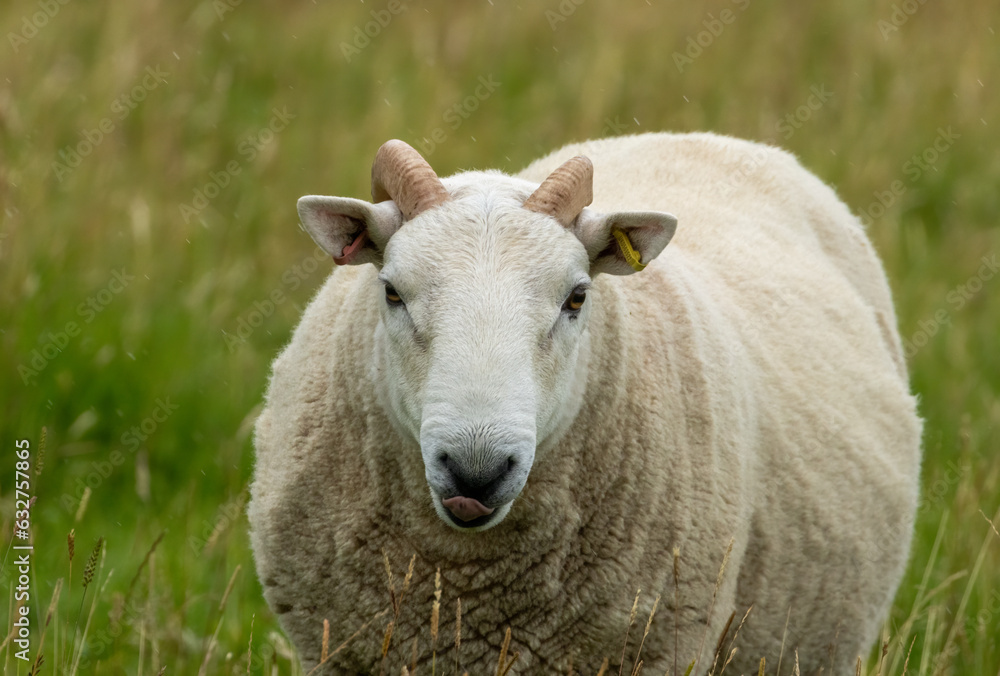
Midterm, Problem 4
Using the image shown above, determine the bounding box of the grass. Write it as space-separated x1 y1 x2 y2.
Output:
1 0 998 673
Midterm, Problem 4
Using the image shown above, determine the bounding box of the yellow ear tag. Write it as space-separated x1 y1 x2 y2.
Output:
611 228 647 272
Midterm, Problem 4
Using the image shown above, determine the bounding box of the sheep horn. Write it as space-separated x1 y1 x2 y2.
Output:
370 139 449 221
523 155 594 228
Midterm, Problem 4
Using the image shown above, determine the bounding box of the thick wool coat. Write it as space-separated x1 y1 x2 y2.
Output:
249 133 922 675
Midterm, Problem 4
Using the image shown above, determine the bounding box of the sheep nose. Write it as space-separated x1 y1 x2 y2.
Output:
438 453 515 505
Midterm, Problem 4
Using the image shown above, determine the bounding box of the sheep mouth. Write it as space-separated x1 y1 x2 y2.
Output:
441 496 501 529
446 510 496 529
442 495 493 519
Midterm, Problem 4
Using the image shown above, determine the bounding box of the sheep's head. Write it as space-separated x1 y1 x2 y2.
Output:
298 140 676 531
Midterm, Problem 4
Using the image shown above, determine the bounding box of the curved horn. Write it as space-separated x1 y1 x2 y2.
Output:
523 155 594 227
370 139 448 221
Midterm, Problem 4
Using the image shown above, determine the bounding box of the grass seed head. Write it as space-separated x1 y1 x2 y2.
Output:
35 426 46 476
83 536 103 588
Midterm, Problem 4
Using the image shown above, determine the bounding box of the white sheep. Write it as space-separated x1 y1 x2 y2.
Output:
248 133 922 675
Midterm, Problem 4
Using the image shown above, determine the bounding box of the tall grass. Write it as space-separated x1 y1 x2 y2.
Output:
1 0 998 673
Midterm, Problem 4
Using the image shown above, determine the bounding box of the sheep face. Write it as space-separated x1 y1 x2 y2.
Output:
297 141 676 532
373 184 594 531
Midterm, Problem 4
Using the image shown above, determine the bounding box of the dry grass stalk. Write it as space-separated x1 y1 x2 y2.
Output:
126 531 164 604
718 605 753 676
383 549 398 614
410 635 419 675
246 613 256 675
139 591 147 676
321 618 330 664
30 578 62 674
68 548 111 676
682 658 696 676
855 656 862 676
499 651 520 676
938 505 1000 674
381 553 417 675
495 626 512 676
454 598 462 676
901 635 916 676
382 621 396 659
431 568 442 676
74 486 91 523
491 626 520 676
218 564 241 612
402 667 410 676
197 565 242 676
776 605 792 676
403 554 416 594
721 648 737 673
793 648 800 676
0 624 21 654
757 657 765 676
305 608 391 676
631 594 660 676
874 640 889 676
618 589 641 676
595 656 609 676
884 512 954 675
672 547 680 676
981 509 1000 539
708 610 736 676
695 538 734 670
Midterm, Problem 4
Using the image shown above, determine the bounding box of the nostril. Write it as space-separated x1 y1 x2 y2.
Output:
438 452 449 465
506 456 515 472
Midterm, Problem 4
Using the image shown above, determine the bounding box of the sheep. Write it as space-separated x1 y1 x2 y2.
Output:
248 132 922 675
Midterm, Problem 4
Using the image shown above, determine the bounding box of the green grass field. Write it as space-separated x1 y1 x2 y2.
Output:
1 0 998 673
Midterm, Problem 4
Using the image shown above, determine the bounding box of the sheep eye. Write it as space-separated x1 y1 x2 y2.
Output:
384 285 403 306
564 289 587 312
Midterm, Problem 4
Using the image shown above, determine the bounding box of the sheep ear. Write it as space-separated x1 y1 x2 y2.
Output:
573 209 678 276
297 195 403 266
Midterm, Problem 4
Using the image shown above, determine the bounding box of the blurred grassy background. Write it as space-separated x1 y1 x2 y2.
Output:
1 0 998 673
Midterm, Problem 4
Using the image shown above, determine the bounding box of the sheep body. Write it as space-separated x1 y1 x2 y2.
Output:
249 132 921 675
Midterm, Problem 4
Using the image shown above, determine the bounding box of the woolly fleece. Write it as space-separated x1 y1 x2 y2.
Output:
249 132 922 675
